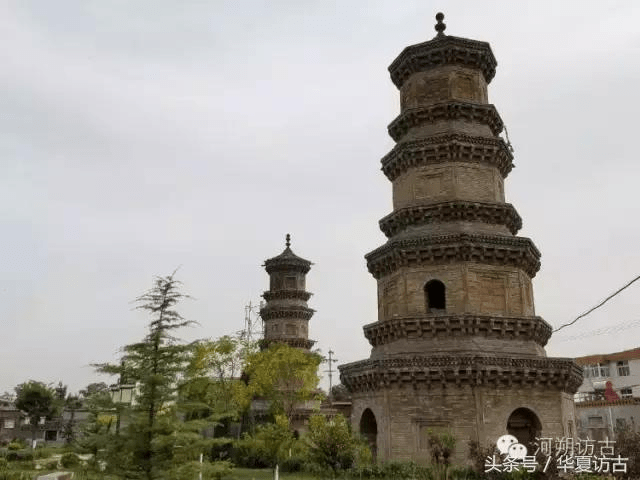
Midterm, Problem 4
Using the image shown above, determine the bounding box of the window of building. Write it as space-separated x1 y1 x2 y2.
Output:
23 417 30 425
284 276 297 289
425 280 446 312
3 419 14 429
617 360 630 376
616 418 627 431
589 363 610 377
583 366 591 378
39 417 45 425
588 416 604 428
621 387 633 398
574 392 595 403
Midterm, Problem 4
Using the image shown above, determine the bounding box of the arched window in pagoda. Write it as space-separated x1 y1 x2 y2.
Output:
425 279 446 313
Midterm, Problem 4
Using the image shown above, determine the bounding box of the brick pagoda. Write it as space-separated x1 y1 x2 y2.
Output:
260 234 315 350
339 13 582 463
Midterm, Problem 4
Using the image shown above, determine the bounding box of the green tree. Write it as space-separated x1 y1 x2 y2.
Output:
75 381 117 465
244 343 322 423
79 382 110 399
181 335 256 427
14 381 55 447
94 270 204 480
61 394 83 445
330 383 351 402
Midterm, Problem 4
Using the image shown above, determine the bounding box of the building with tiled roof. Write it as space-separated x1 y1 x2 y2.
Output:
574 347 640 440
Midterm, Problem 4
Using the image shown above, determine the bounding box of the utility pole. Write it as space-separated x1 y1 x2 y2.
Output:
324 350 338 404
242 301 263 341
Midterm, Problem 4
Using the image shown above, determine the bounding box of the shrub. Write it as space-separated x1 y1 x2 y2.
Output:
0 458 7 470
210 438 234 461
5 451 32 463
60 452 81 468
33 446 57 459
615 427 640 478
305 414 362 472
5 444 21 452
44 459 59 470
170 460 233 480
0 472 32 480
231 415 294 468
380 460 420 479
231 435 269 468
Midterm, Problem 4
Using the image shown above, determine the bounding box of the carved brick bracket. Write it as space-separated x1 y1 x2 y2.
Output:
388 102 503 141
260 305 315 321
379 201 522 237
366 233 541 279
264 258 311 274
259 338 316 350
363 314 552 347
339 355 583 393
381 133 513 181
389 36 497 88
262 290 312 302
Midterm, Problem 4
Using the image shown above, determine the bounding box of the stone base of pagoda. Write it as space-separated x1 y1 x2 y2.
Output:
348 383 576 465
340 354 582 465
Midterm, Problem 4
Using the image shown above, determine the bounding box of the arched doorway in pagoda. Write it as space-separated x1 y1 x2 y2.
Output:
507 408 542 446
360 408 378 460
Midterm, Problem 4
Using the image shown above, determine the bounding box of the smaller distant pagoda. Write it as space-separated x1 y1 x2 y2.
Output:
260 234 315 350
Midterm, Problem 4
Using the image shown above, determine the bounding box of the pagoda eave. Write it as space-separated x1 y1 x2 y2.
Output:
262 290 312 302
388 35 497 88
339 355 583 394
381 133 513 181
365 233 541 279
388 102 503 142
363 313 553 347
379 201 522 237
260 305 315 321
259 338 316 350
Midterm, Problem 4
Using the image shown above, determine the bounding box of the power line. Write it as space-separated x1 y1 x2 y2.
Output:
554 318 640 342
553 274 640 333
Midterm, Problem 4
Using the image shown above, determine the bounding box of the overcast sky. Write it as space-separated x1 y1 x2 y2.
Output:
1 1 639 396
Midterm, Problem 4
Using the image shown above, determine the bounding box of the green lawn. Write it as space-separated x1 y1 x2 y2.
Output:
223 468 322 480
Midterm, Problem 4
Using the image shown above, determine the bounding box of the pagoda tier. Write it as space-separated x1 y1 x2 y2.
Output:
381 134 513 181
379 201 522 237
339 13 581 464
260 234 316 351
340 356 583 393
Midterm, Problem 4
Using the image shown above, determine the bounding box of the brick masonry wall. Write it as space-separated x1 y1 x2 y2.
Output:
351 386 576 465
392 163 504 210
377 263 535 321
399 66 489 111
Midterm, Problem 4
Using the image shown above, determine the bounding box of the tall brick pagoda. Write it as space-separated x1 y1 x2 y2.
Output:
260 234 315 350
339 14 582 463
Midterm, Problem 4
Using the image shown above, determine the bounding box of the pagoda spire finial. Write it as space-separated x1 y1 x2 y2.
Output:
435 12 446 37
285 233 291 248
